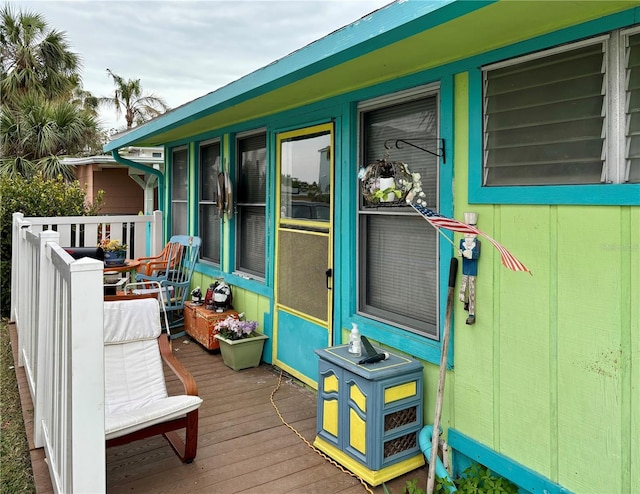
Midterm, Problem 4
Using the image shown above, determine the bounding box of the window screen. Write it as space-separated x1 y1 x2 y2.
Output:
199 141 221 263
358 93 440 338
236 133 266 278
626 32 640 183
483 42 606 186
171 147 188 236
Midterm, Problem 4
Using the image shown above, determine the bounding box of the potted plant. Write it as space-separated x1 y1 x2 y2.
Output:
214 314 268 371
99 238 128 267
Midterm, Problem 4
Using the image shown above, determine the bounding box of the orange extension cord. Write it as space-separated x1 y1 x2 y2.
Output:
269 368 375 494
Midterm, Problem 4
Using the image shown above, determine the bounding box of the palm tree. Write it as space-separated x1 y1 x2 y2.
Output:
0 5 101 179
101 69 170 129
1 91 100 180
0 5 79 106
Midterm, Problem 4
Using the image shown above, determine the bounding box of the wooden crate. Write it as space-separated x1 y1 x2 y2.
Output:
184 302 238 350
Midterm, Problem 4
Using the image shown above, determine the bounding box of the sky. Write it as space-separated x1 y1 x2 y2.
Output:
8 0 392 132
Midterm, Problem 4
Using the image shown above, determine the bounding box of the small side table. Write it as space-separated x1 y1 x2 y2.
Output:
104 259 141 295
103 259 141 283
314 344 425 486
184 302 238 350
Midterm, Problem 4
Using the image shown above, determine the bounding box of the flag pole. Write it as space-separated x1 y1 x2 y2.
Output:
426 257 458 494
432 225 457 249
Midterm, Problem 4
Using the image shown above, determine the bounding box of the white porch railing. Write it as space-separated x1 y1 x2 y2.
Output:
10 211 164 494
10 211 163 322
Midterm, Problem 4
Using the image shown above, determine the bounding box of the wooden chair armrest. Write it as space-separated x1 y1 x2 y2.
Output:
144 260 171 276
137 253 164 262
158 335 199 396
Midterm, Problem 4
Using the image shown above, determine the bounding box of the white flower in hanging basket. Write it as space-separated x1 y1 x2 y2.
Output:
359 159 426 207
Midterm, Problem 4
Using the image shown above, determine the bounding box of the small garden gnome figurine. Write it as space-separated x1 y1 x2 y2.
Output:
459 212 480 325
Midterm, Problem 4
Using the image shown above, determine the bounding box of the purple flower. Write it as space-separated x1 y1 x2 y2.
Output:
215 315 259 340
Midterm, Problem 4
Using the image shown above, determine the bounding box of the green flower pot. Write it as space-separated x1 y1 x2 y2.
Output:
214 333 269 371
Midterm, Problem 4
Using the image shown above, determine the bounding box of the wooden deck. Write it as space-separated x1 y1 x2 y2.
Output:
10 323 427 494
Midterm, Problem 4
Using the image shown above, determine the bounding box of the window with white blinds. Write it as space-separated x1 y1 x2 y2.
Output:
483 28 640 186
236 132 267 278
199 141 221 264
171 147 188 236
358 91 440 339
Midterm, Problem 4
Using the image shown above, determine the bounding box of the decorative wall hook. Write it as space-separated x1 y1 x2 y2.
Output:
384 138 446 163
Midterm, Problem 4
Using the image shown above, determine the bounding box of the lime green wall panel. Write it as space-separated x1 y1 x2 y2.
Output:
232 286 270 329
631 206 640 493
451 72 496 445
555 207 625 492
450 66 638 493
496 206 553 476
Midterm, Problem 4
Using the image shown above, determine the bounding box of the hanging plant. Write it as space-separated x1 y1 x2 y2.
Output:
358 158 427 207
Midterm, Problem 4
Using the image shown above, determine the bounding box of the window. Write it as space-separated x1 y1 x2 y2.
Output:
199 140 221 264
171 147 188 236
236 132 267 278
358 90 440 339
483 28 640 186
626 30 640 183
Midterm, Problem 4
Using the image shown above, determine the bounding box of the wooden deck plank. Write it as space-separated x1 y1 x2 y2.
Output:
11 324 425 494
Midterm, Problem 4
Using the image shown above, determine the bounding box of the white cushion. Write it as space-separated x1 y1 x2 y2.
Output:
105 395 203 440
105 340 168 414
104 298 162 343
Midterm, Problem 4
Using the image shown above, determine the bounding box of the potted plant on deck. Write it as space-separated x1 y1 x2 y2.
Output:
214 314 268 371
99 238 128 267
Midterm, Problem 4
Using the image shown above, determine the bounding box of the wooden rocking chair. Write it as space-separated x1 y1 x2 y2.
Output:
103 296 203 462
135 241 183 277
135 235 201 338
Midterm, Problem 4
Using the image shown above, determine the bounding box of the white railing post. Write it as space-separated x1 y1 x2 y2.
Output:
39 245 105 494
10 212 24 322
68 255 105 494
32 230 60 448
13 215 32 367
16 227 41 381
151 210 163 255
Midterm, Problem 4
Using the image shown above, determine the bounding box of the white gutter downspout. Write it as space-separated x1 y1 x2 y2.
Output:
110 150 165 214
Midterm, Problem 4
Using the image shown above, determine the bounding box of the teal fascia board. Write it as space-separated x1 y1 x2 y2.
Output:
104 0 489 152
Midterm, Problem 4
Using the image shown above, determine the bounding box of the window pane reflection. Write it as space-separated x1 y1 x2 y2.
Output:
280 132 331 222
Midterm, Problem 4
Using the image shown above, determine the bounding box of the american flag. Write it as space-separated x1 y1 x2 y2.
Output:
411 203 531 274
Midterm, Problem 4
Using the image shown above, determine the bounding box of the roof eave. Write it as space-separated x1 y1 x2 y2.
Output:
103 0 474 152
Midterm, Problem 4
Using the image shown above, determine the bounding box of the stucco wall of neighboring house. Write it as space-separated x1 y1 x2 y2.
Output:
74 163 95 204
76 165 144 215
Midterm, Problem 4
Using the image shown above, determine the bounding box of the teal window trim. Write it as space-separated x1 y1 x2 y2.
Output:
193 143 201 244
195 137 223 266
233 130 268 279
448 429 571 494
163 145 171 240
350 76 456 368
225 135 237 276
189 142 196 235
468 13 640 206
167 144 192 238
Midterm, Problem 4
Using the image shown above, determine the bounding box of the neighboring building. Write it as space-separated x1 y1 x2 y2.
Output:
63 147 163 214
104 2 640 493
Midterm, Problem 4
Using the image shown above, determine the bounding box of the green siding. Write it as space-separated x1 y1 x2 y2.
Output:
452 71 639 493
